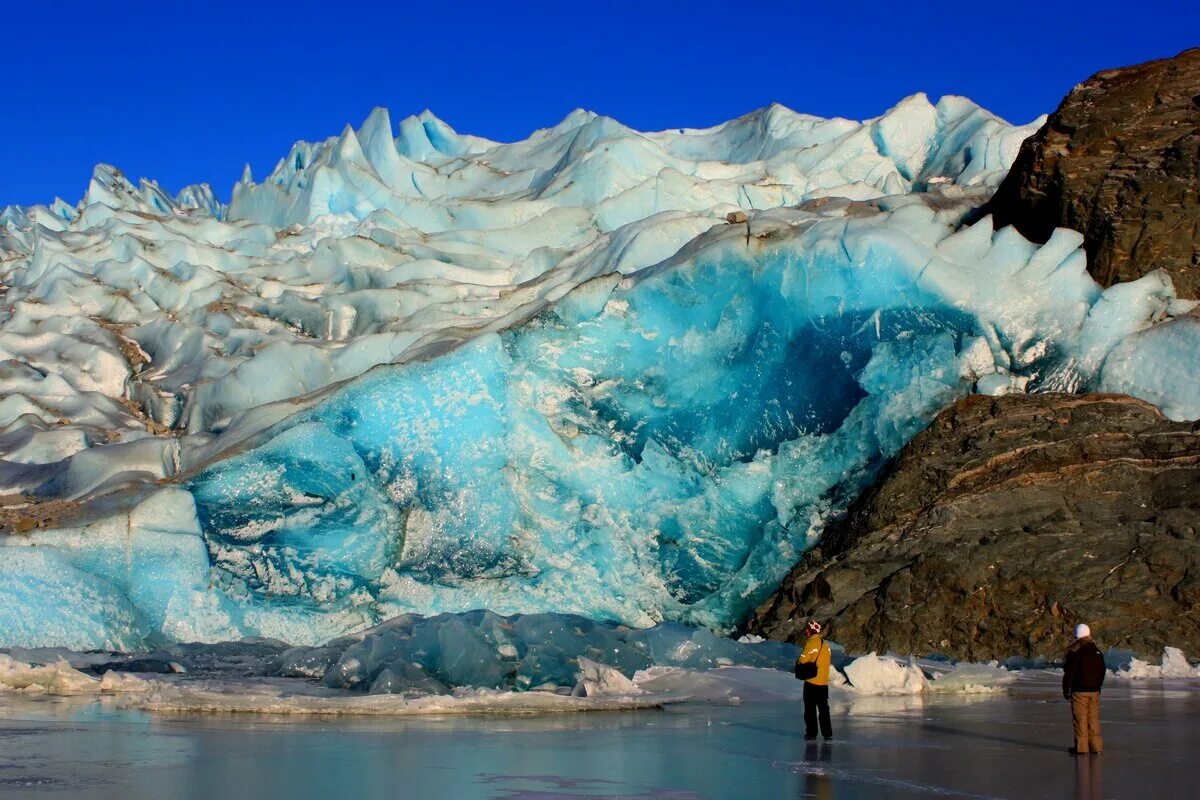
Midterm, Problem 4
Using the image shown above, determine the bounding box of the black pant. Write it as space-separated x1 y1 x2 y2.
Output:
803 682 832 739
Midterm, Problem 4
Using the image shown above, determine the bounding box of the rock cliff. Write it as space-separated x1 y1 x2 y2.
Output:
989 48 1200 298
748 394 1200 660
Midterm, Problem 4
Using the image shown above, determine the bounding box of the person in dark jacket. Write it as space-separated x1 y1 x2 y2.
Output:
1063 623 1106 754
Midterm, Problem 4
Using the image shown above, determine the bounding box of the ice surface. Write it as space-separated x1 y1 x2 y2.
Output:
5 681 1200 799
1 98 1198 651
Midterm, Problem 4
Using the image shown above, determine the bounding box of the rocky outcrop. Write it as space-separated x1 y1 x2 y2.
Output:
748 394 1200 660
988 48 1200 299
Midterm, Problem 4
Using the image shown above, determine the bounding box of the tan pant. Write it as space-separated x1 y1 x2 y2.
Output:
1071 692 1103 754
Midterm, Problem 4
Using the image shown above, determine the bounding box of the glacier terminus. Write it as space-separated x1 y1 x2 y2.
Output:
0 94 1197 655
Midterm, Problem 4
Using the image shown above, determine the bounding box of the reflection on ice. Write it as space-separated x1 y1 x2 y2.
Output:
2 680 1198 800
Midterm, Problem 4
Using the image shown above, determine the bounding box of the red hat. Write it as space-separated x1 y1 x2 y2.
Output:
805 620 823 635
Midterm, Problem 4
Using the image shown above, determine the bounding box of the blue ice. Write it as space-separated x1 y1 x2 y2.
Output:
183 209 1153 640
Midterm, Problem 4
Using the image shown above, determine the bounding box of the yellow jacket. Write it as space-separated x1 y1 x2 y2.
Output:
798 634 831 686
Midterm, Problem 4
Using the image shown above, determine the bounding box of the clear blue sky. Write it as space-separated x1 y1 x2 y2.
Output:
2 0 1196 208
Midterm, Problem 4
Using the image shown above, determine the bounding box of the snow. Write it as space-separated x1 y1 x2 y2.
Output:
99 670 153 693
1 98 1198 651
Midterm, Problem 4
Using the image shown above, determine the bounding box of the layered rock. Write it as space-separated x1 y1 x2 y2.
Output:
988 48 1200 298
748 394 1200 660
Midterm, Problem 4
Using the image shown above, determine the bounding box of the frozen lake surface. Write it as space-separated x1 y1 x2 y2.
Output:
0 678 1196 799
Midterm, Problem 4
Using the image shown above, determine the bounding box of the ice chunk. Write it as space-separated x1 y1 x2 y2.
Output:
573 657 641 697
369 663 450 697
632 665 806 703
843 653 928 695
0 654 101 695
99 670 152 693
1100 315 1200 421
2 489 239 646
928 663 1017 693
130 682 666 716
274 646 341 679
1114 647 1200 679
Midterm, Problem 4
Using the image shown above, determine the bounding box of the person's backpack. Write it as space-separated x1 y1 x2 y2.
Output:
794 643 824 680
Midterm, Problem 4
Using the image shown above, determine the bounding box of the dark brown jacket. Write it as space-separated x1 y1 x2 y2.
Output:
1063 637 1106 696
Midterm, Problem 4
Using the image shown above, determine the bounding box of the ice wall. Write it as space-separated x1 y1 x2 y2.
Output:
6 204 1194 649
178 205 1195 641
0 95 1038 480
1 97 1198 651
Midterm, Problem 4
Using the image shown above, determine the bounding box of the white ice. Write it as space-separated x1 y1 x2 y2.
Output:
1112 647 1200 680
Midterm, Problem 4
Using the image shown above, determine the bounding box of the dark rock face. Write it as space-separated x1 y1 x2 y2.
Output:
988 48 1200 299
748 394 1200 660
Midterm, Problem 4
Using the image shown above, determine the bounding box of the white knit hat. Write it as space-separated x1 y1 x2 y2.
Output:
1075 623 1091 639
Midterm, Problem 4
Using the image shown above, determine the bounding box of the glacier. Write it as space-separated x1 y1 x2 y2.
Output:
1 94 1198 653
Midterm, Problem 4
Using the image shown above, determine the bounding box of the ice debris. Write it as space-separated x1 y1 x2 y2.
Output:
0 653 100 695
573 657 641 697
927 663 1018 694
1112 647 1200 680
842 653 929 695
128 683 667 716
287 611 800 695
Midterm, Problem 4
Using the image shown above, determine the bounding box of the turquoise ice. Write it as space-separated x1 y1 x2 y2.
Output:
184 206 1196 640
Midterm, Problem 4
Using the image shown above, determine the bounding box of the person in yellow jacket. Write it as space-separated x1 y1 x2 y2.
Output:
796 620 833 740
